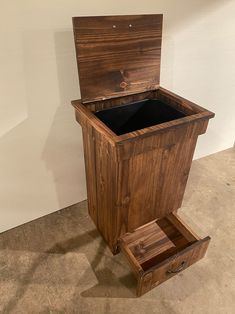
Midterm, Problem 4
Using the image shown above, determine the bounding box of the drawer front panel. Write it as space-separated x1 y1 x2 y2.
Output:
137 236 210 296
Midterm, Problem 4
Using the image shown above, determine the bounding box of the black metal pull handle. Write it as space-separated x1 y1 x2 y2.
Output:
166 261 186 274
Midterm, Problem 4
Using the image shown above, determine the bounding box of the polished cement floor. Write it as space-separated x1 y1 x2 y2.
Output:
0 148 235 314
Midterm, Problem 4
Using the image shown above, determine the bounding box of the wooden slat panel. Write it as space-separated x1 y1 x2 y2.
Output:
115 119 206 161
72 88 214 252
118 239 144 277
81 123 98 225
121 219 188 265
167 212 200 242
73 15 163 102
137 236 210 296
81 118 119 253
120 213 210 296
84 90 157 112
116 136 198 231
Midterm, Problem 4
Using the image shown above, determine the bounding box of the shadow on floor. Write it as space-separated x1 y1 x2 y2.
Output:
0 202 137 313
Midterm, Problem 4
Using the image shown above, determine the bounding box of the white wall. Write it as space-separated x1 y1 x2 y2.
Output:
0 0 234 232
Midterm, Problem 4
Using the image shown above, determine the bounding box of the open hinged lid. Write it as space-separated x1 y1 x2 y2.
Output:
73 14 163 103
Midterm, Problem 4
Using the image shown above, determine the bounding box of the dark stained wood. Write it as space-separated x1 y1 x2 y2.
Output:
73 15 163 103
83 90 157 113
115 136 197 229
81 119 117 250
121 218 189 265
158 87 204 115
72 88 214 146
71 14 215 296
119 212 210 296
167 211 200 242
137 237 210 296
72 87 214 253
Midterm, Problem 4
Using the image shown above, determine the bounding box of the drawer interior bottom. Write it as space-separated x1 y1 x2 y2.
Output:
121 214 198 271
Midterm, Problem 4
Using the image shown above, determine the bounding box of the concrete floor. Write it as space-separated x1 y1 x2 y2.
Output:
0 148 235 314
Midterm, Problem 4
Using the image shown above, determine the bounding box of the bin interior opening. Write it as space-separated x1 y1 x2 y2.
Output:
95 99 186 135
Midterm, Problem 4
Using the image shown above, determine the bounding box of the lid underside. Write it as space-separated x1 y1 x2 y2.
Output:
73 14 163 103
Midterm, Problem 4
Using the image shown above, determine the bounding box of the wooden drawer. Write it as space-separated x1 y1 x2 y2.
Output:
119 212 210 296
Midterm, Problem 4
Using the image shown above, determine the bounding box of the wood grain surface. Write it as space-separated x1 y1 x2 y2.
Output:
73 15 163 103
72 87 214 253
119 212 210 296
72 14 214 296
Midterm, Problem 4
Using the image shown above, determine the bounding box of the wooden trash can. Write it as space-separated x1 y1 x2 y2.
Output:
71 14 214 296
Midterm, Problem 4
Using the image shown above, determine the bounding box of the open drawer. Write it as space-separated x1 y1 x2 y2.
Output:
119 212 210 296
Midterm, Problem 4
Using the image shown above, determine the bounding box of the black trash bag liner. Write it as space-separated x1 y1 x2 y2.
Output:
95 99 186 135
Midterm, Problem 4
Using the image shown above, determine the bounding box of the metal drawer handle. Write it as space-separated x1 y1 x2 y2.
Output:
167 261 186 274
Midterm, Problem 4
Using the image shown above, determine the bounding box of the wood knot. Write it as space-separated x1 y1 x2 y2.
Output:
135 241 146 257
123 196 130 204
120 81 128 89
